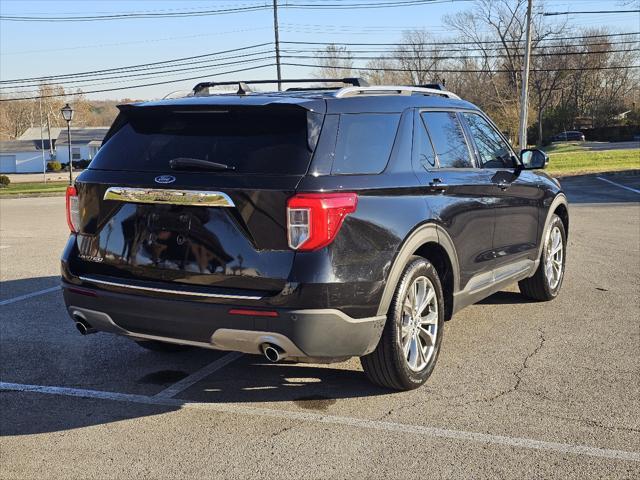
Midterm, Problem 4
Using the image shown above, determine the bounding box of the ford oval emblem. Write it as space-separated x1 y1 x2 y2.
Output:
154 175 176 184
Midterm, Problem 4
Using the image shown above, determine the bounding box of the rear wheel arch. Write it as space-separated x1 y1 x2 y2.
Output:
413 241 455 321
377 223 460 318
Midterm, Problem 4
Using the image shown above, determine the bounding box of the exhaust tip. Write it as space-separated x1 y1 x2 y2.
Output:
72 313 96 335
262 343 284 363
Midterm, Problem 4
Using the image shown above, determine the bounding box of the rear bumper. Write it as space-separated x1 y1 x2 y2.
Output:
62 282 386 360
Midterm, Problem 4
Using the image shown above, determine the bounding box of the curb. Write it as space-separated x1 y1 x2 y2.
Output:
0 192 66 199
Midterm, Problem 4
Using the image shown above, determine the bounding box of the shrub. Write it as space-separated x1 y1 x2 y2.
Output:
47 161 62 172
72 159 90 169
0 175 10 187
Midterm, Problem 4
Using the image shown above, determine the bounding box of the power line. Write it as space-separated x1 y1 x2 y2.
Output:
281 31 640 46
0 58 278 96
286 61 640 73
544 9 640 16
283 48 639 62
0 56 276 92
0 4 272 22
282 39 640 54
0 64 277 102
0 43 273 84
0 0 474 21
284 0 473 9
1 27 273 56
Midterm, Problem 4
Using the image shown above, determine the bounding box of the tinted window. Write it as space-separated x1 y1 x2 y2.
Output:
414 117 437 170
331 113 400 174
463 113 514 168
90 108 313 174
421 112 473 168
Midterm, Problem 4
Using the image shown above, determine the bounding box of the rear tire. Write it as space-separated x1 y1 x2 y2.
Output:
360 256 444 391
134 340 193 353
519 214 566 301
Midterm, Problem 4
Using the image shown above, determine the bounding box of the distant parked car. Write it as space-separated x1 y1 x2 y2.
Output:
551 131 585 142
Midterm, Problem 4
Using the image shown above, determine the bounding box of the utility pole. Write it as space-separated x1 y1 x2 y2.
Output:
39 96 46 183
518 0 533 151
273 0 282 91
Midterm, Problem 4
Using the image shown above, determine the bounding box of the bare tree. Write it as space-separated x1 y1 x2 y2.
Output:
313 44 354 85
445 0 565 133
393 30 446 85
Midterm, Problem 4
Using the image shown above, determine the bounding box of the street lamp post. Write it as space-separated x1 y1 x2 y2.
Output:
60 103 74 185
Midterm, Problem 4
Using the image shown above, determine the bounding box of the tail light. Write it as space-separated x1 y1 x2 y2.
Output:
286 193 358 251
66 185 80 233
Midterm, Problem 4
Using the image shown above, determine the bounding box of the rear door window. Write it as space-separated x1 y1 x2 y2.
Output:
421 111 473 168
90 108 313 174
331 113 400 174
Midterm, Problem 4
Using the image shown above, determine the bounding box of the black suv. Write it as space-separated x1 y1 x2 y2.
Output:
61 79 569 391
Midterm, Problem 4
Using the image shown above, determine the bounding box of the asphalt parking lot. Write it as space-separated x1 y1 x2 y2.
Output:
1 173 639 479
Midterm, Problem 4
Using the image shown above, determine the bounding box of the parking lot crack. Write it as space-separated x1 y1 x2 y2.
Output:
470 329 546 405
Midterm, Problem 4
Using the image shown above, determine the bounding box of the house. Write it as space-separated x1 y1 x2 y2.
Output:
0 140 49 173
18 126 64 153
55 127 109 164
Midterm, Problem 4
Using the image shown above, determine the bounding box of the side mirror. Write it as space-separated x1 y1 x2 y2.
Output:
520 149 549 170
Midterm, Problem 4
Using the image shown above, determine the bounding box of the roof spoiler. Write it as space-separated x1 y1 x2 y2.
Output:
191 78 369 96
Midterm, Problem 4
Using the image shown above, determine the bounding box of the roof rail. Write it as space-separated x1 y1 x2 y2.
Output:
192 78 368 96
334 85 460 100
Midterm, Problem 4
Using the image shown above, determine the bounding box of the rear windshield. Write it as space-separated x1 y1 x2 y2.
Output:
89 108 315 174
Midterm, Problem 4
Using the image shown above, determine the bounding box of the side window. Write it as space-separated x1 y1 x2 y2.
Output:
414 116 437 170
421 112 473 168
331 113 400 175
463 113 514 168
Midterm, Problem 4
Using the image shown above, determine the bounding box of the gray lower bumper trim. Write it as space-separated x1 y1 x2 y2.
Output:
67 304 386 360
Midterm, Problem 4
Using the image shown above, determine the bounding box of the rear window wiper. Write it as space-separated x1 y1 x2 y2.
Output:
169 157 236 171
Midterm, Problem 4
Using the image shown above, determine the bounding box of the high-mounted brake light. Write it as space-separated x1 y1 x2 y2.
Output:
287 193 358 251
66 185 80 233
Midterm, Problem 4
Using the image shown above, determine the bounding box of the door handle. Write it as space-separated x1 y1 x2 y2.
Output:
429 178 448 192
495 179 511 191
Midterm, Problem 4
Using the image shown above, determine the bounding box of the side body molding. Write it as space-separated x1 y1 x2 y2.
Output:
376 223 460 317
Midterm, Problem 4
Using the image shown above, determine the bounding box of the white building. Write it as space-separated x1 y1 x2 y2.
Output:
0 140 49 173
55 127 109 165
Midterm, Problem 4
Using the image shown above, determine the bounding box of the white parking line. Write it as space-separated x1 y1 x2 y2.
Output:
0 286 61 306
154 351 243 398
1 381 638 462
596 176 640 194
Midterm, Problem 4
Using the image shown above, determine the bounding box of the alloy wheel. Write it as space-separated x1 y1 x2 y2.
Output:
545 225 564 289
400 276 438 372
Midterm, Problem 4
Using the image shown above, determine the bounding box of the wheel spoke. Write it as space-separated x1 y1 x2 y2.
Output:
408 336 419 368
418 326 436 346
413 278 426 314
416 342 427 368
401 321 411 340
545 262 554 280
403 335 411 359
403 297 413 316
420 310 438 326
407 283 416 312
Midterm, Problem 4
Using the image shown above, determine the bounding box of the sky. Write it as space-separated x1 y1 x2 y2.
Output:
1 0 638 100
